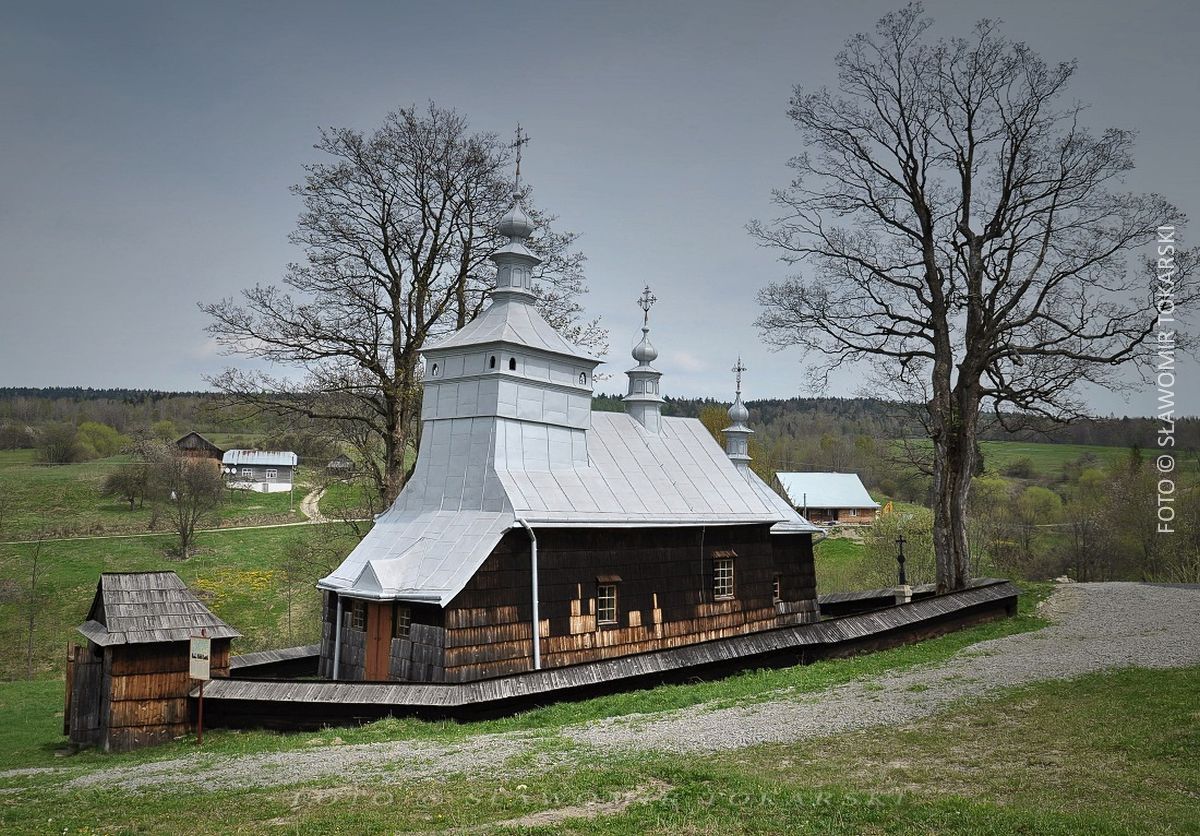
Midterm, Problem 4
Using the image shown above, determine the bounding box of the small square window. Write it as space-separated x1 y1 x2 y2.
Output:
241 467 253 477
265 468 278 479
393 605 411 639
597 584 618 625
773 575 781 602
714 558 735 600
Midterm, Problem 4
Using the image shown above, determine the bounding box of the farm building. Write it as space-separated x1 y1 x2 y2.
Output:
222 449 298 493
326 453 356 473
776 472 881 525
174 430 224 461
65 572 239 751
316 198 821 684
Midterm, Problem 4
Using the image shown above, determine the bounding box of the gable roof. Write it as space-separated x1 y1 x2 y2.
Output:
78 572 241 647
321 413 818 605
222 449 298 467
175 431 224 454
776 472 880 510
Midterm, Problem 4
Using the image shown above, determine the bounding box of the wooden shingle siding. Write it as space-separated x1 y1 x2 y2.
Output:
199 581 1019 730
322 524 820 683
427 524 818 682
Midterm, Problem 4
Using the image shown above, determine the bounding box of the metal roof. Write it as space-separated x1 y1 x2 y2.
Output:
221 449 298 467
77 572 241 646
321 413 818 605
776 472 881 510
427 296 597 363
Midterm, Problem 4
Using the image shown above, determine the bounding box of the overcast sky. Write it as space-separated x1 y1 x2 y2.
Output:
2 0 1196 415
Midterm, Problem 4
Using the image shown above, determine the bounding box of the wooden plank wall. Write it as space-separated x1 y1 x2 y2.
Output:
438 525 819 683
101 640 230 752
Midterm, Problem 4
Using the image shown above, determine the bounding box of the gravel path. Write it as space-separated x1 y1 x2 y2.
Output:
299 485 327 523
64 582 1200 793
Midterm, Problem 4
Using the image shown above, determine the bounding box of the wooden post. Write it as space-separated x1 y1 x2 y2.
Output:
196 679 205 745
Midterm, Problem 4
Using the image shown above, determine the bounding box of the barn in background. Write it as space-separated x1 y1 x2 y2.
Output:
174 431 225 461
776 472 881 525
65 572 239 751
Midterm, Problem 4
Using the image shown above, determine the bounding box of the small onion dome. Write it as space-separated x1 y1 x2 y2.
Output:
498 202 535 240
632 331 658 365
728 395 749 424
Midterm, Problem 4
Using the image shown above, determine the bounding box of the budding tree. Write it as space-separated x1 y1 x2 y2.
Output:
203 103 604 504
753 5 1194 590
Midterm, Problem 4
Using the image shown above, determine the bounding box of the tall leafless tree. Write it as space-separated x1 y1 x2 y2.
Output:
147 443 225 559
202 103 605 503
753 6 1193 590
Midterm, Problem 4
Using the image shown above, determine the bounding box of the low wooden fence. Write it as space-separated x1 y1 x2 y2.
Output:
198 579 1019 731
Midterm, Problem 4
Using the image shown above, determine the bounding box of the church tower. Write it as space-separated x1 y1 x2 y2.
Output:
623 286 665 433
724 357 753 472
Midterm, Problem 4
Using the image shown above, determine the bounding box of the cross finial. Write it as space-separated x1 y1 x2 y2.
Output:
637 285 657 327
512 124 531 194
732 356 747 396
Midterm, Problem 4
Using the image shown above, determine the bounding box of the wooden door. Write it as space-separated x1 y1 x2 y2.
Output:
66 644 104 745
364 602 394 681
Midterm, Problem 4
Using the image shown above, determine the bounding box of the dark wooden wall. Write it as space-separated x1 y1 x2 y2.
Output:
321 524 819 684
66 639 231 752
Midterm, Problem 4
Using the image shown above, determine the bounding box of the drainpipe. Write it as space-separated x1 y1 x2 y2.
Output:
515 517 541 670
332 594 343 680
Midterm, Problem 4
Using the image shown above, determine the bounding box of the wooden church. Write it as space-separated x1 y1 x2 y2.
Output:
317 196 821 684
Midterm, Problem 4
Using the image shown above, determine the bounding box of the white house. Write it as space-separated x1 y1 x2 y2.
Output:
221 450 298 493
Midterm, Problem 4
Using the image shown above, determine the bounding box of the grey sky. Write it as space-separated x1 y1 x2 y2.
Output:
1 0 1196 415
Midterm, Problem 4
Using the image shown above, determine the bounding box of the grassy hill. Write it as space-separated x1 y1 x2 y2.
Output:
0 449 306 540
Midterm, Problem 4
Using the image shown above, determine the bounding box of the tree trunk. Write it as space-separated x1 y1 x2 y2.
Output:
931 406 977 593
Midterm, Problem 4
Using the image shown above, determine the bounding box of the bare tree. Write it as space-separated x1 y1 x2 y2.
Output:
147 444 225 559
753 6 1193 590
202 103 605 504
24 531 47 679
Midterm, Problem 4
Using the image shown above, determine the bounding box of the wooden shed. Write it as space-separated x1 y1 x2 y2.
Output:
175 431 225 461
65 572 240 752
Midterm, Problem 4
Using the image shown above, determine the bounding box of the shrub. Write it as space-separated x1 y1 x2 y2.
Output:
1002 456 1036 479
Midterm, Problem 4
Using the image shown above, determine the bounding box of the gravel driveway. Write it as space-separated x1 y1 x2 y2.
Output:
64 582 1200 793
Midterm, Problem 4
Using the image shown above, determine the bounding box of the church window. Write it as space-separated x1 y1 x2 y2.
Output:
350 600 367 631
393 605 412 639
597 584 618 625
509 357 518 371
430 362 440 378
579 372 587 386
714 558 735 600
489 355 497 369
773 575 781 602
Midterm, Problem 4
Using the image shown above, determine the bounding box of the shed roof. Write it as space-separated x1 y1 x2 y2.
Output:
77 572 241 646
222 449 298 467
776 472 880 510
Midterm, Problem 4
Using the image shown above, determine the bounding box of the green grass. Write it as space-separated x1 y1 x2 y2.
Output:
893 438 1163 480
0 523 360 680
0 661 1192 833
0 449 312 539
318 477 377 517
978 439 1134 477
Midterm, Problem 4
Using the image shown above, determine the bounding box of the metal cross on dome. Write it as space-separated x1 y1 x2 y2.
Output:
511 124 531 193
732 356 747 395
637 285 657 327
